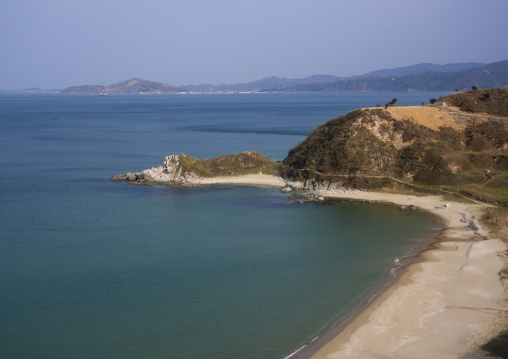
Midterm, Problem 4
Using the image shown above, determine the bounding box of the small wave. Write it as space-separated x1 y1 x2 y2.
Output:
283 344 307 359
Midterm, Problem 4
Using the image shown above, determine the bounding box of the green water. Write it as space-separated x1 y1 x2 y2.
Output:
0 93 444 358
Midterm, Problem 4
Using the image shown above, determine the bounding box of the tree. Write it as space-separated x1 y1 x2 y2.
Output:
384 98 398 108
430 98 437 104
472 85 478 90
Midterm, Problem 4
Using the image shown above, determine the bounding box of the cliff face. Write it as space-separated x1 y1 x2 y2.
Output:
282 107 508 194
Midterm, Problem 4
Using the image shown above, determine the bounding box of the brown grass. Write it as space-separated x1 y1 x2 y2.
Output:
383 106 459 131
481 207 508 239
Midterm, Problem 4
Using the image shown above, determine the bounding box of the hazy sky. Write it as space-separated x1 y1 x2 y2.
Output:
2 0 508 89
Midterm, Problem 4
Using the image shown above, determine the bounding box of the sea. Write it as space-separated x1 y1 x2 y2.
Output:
0 92 446 359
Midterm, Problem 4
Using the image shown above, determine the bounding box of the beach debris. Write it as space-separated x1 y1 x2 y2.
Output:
444 203 451 208
409 204 416 210
400 206 406 210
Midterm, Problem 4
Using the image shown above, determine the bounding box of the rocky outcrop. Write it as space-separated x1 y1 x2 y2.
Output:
111 151 282 186
111 154 201 185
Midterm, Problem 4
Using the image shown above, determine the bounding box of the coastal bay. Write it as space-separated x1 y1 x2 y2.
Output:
107 89 508 357
2 92 505 359
112 157 508 358
139 170 507 358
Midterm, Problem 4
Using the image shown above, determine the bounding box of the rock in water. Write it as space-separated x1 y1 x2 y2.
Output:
110 154 200 185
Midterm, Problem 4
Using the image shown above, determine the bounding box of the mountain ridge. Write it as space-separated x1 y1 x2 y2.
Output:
362 62 485 78
264 60 508 92
58 61 501 94
182 62 488 93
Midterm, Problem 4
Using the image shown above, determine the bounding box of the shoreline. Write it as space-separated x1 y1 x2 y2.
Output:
287 191 507 359
189 175 507 358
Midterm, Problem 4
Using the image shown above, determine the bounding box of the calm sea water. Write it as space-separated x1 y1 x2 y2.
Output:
0 93 445 359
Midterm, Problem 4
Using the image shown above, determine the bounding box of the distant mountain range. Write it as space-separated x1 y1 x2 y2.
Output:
267 60 508 92
55 60 507 94
180 74 346 93
182 62 489 93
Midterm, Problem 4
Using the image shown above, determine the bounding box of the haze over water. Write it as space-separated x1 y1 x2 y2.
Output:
0 93 444 358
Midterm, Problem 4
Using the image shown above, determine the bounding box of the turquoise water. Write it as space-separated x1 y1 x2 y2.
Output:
0 93 444 358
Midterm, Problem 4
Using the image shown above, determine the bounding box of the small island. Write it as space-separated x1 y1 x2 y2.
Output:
61 78 187 95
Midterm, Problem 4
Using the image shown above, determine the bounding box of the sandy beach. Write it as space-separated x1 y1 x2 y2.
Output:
302 191 507 359
195 173 287 187
206 176 507 358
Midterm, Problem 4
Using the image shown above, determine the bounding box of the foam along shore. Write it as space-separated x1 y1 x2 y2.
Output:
292 190 508 359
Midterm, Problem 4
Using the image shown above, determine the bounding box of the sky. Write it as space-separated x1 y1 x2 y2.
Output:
1 0 508 90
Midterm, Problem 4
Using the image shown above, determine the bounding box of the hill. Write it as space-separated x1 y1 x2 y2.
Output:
181 75 345 93
61 78 187 94
437 88 508 117
363 62 485 78
266 60 508 92
281 89 508 206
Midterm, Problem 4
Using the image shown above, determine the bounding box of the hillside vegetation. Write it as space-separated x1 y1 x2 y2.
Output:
438 88 508 117
282 89 508 206
178 151 281 177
